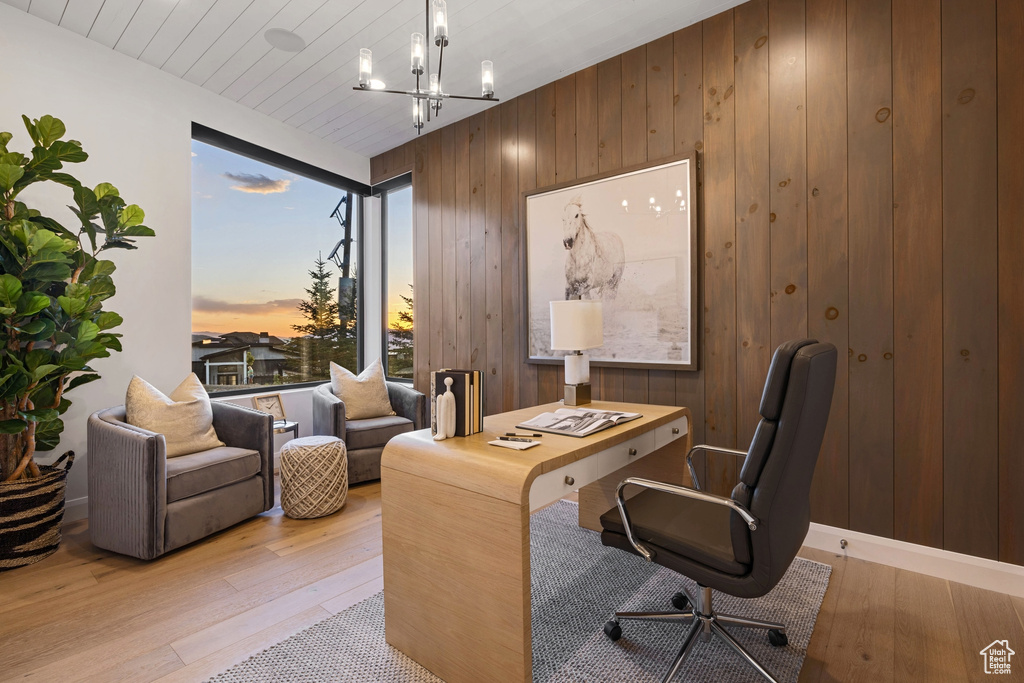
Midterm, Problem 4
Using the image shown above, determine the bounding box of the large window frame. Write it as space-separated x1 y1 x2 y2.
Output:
190 123 371 397
375 173 415 383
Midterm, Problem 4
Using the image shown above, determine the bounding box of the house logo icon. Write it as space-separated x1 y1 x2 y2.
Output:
980 640 1015 675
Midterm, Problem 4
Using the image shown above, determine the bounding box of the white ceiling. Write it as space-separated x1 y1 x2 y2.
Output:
4 0 743 158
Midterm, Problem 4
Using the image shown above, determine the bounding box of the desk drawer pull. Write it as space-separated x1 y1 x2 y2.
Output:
672 427 680 434
628 448 638 456
564 476 575 486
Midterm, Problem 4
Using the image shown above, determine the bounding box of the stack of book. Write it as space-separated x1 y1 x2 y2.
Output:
430 369 484 437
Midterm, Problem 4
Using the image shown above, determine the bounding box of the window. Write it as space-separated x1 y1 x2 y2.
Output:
190 128 366 394
382 180 414 380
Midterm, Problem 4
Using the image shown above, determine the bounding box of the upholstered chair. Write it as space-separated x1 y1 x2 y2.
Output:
87 401 273 560
311 381 426 484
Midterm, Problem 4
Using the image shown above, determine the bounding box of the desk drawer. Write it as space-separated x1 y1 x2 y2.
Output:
654 416 688 450
596 429 657 478
529 457 598 511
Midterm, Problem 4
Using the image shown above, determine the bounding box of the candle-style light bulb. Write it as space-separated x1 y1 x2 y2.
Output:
413 99 425 130
410 33 425 75
481 60 494 97
431 0 448 46
358 48 372 88
430 73 439 93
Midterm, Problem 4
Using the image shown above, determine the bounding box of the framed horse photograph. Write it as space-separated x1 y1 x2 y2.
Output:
522 153 699 371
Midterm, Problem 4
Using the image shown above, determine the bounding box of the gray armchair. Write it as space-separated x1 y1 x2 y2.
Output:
87 401 273 560
311 381 426 484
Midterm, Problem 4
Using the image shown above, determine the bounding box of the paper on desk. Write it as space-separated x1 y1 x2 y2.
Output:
488 439 540 450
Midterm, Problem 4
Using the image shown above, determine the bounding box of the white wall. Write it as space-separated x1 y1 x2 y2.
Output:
0 6 370 519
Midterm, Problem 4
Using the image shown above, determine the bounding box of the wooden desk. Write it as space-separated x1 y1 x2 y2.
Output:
381 401 691 683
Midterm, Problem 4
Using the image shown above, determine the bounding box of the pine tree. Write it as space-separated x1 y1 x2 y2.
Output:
387 285 414 379
290 255 342 379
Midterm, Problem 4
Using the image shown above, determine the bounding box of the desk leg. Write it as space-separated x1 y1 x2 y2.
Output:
382 466 532 683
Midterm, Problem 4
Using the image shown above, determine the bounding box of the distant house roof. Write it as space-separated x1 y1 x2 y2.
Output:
191 331 287 348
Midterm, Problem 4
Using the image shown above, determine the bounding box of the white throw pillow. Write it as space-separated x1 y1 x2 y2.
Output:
330 359 395 420
126 373 225 457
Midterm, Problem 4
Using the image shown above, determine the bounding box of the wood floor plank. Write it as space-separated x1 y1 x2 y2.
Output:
797 547 848 683
79 645 185 683
153 606 332 683
894 570 968 681
322 575 385 614
950 580 1024 683
820 556 895 682
171 555 384 664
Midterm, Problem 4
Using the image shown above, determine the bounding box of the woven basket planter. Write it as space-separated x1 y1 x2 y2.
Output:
280 436 348 519
0 451 74 572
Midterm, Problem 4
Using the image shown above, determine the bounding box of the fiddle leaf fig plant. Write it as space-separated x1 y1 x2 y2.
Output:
0 115 154 482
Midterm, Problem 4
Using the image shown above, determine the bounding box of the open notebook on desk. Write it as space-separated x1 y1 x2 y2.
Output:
516 407 642 438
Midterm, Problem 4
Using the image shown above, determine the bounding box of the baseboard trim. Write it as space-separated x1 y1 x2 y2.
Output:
804 522 1024 598
64 495 88 523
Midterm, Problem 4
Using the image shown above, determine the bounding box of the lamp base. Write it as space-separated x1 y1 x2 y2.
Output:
564 383 592 406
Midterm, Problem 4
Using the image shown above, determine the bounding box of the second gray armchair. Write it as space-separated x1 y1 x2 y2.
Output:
311 381 426 484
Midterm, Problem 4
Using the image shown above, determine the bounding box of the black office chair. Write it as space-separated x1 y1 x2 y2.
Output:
600 339 837 683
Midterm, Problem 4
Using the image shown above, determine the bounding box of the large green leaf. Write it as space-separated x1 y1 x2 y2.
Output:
0 274 23 307
34 115 65 148
87 275 115 300
65 283 89 299
76 320 99 343
0 419 26 434
48 140 87 163
72 184 98 217
117 204 145 228
20 407 58 422
0 164 24 191
67 372 100 391
34 418 63 452
119 225 155 237
28 215 75 238
17 319 55 339
29 146 61 173
0 152 27 166
21 115 39 147
93 182 118 199
81 259 115 281
16 291 50 317
0 131 12 152
19 319 55 342
57 295 87 316
95 311 123 330
24 261 72 282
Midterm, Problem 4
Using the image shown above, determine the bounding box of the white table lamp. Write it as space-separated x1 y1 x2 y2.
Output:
549 299 603 406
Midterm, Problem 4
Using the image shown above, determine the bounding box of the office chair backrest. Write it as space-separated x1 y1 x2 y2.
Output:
729 339 837 593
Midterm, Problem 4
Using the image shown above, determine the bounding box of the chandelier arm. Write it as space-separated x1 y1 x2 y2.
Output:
436 41 445 95
445 94 501 102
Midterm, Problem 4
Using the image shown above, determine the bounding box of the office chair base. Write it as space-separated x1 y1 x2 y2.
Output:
603 585 787 683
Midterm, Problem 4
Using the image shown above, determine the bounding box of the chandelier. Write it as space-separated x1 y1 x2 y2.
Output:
354 0 499 133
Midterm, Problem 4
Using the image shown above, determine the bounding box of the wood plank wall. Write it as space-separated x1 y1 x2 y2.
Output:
370 0 1024 565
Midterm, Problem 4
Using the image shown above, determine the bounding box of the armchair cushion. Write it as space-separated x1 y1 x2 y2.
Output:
345 415 414 451
126 373 224 457
165 446 262 503
330 359 395 420
600 488 748 576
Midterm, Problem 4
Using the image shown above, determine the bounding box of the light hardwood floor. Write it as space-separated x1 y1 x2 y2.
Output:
1 481 1022 682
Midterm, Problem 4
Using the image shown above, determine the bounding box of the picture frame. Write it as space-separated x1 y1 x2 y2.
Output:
522 153 700 371
251 393 286 421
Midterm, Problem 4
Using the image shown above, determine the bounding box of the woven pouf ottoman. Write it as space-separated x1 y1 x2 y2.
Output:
279 435 348 519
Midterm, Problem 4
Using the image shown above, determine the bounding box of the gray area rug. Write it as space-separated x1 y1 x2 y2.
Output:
210 501 830 682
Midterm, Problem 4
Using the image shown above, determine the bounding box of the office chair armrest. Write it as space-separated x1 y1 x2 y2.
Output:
685 444 749 490
615 476 759 563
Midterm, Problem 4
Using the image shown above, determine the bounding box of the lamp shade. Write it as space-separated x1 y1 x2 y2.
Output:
550 300 603 350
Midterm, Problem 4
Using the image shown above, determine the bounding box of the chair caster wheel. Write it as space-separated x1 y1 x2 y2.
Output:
768 629 788 647
671 592 690 611
604 620 622 641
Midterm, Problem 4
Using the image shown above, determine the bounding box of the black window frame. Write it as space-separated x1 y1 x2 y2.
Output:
190 123 370 397
374 173 414 383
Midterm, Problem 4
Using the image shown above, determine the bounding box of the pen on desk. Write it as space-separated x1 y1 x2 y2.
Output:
505 432 542 438
498 436 535 443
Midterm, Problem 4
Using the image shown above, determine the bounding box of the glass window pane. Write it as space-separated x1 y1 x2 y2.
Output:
191 139 361 393
385 185 414 379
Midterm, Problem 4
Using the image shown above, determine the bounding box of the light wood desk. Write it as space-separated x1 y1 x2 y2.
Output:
381 401 691 683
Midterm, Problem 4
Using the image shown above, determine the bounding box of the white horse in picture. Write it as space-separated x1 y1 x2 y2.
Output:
561 196 625 300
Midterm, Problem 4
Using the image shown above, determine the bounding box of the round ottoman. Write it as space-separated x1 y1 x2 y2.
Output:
279 435 348 519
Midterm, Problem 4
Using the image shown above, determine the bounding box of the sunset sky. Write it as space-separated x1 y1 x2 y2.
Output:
191 140 413 338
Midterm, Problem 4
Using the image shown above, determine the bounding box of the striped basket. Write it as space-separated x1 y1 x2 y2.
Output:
0 451 74 572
